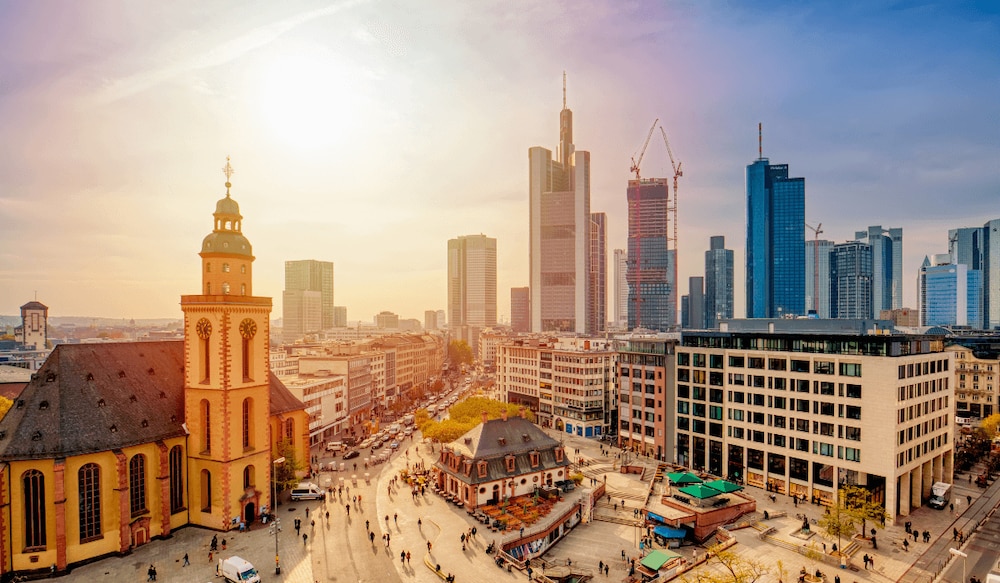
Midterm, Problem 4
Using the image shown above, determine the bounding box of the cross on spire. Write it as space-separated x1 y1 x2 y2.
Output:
222 156 234 195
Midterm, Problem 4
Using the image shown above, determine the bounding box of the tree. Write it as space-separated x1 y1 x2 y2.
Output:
448 340 473 366
685 547 769 583
981 413 1000 440
840 484 887 536
422 418 477 444
273 439 306 492
447 397 535 424
0 396 12 420
817 506 855 545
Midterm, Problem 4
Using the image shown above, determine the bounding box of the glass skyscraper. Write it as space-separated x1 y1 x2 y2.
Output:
854 226 903 315
746 159 805 318
704 235 733 328
627 178 676 331
830 241 873 319
918 254 982 327
946 218 1000 329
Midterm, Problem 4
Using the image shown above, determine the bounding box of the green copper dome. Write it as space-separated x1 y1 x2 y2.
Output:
201 231 253 257
214 194 241 218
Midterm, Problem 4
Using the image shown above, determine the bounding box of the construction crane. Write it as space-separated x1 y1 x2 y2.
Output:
806 222 824 314
630 119 659 180
659 126 682 329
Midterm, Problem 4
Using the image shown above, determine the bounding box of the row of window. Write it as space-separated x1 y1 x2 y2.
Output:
677 353 864 377
898 359 950 379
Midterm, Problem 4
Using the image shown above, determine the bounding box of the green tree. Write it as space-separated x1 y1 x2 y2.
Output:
448 340 473 366
447 397 534 424
817 506 855 544
422 418 477 444
840 484 887 535
272 439 306 492
685 547 769 583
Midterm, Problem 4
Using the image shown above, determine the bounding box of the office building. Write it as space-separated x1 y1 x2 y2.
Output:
830 241 873 319
425 310 438 330
614 249 628 328
918 254 982 328
282 289 322 343
284 259 334 329
685 277 705 329
589 212 607 334
705 236 734 328
529 78 591 333
627 178 676 330
510 287 530 333
880 308 919 327
805 239 833 318
617 334 678 460
681 296 689 329
448 234 498 352
855 226 903 315
497 336 616 437
677 320 953 522
333 305 348 327
746 155 805 318
946 218 1000 329
949 227 983 270
375 311 399 329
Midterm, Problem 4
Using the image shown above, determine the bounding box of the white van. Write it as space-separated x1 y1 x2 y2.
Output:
219 556 260 583
290 482 324 501
326 441 344 453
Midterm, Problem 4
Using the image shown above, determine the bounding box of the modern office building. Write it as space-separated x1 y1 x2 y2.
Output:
448 234 498 353
855 226 903 315
627 178 676 331
685 277 705 329
676 320 953 522
805 239 833 318
614 249 628 329
704 236 734 329
616 334 678 460
375 311 399 329
333 305 348 327
946 218 1000 329
510 287 530 333
496 336 616 437
424 310 438 330
746 156 805 318
282 289 322 343
284 259 335 328
917 254 983 328
529 79 591 333
589 212 607 334
830 241 873 319
949 227 983 270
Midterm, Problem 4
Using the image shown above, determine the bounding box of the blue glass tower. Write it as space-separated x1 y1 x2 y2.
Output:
746 158 805 318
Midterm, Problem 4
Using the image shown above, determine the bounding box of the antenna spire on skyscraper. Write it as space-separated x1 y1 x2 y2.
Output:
758 123 763 160
562 71 567 109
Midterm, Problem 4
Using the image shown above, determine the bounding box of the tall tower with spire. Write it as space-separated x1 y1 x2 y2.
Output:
181 158 273 531
528 73 591 333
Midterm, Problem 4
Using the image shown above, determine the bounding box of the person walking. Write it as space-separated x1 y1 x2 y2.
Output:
406 551 411 565
394 512 398 525
427 541 432 552
147 564 156 582
366 519 370 531
303 533 308 545
370 531 376 545
400 550 406 565
182 553 189 567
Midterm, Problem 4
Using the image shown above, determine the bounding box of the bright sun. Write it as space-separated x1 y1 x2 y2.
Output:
256 52 362 150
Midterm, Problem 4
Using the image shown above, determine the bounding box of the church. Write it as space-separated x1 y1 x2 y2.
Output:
0 163 309 577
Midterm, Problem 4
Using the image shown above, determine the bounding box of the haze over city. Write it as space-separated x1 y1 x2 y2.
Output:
1 1 997 321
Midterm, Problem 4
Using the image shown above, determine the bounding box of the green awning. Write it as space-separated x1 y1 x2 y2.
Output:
640 549 681 571
666 471 703 485
678 484 722 499
705 479 743 493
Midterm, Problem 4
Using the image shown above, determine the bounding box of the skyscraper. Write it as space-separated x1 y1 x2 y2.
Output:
946 218 1000 328
854 226 903 314
529 76 591 333
949 227 983 269
510 287 530 333
613 249 628 328
704 236 734 328
685 276 704 329
830 241 873 319
448 234 497 351
746 149 805 318
283 259 334 342
918 254 982 327
804 239 833 318
588 212 607 333
424 310 438 330
333 305 347 327
627 178 676 330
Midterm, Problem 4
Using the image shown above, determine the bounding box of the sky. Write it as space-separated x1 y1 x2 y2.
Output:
0 0 998 323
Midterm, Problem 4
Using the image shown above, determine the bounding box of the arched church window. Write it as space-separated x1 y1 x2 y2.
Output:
23 469 46 549
79 463 101 541
129 454 147 516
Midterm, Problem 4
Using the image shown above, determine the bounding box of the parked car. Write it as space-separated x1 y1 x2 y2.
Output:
343 450 360 460
390 441 400 449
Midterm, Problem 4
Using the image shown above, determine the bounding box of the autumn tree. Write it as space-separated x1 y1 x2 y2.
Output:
684 547 769 583
817 507 855 545
0 396 12 420
981 413 1000 440
422 418 477 444
840 484 887 535
448 340 473 366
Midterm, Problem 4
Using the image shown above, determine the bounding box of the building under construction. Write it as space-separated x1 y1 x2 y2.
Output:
627 178 677 331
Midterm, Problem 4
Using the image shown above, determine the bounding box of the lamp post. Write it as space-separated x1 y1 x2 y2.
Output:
272 455 285 575
950 548 967 583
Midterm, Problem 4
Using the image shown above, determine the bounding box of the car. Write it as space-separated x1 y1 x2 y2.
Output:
343 450 360 460
403 428 413 436
390 441 400 449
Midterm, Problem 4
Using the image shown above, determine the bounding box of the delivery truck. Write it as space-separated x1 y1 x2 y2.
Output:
928 481 951 509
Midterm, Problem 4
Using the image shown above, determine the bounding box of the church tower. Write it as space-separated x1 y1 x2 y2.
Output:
181 159 272 530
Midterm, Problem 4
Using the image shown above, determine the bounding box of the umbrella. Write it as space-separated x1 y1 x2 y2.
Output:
678 484 721 499
705 479 742 493
666 471 704 485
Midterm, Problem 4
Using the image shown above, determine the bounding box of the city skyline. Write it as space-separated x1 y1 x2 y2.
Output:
1 1 998 321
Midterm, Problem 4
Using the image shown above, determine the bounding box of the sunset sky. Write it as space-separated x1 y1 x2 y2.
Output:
1 1 998 324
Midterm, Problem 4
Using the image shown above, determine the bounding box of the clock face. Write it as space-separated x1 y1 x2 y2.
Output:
196 318 212 340
239 318 257 340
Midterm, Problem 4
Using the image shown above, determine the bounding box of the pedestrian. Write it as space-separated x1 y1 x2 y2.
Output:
387 532 391 546
306 507 310 518
822 543 826 553
418 518 422 527
835 576 840 583
599 560 604 572
406 551 411 565
366 519 370 531
863 554 869 569
913 530 918 542
221 538 227 550
208 551 214 563
183 553 189 567
954 527 959 541
622 549 626 561
605 564 609 576
303 533 308 545
401 550 406 564
147 564 156 582
394 512 398 524
968 495 973 506
427 541 432 552
385 514 390 525
951 502 955 512
325 510 330 521
211 534 218 551
346 504 350 516
903 538 909 552
370 531 376 544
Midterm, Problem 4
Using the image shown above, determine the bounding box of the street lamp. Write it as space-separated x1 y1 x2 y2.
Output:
949 548 967 583
272 454 286 575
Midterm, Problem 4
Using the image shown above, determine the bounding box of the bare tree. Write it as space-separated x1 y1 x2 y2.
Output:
684 546 770 583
